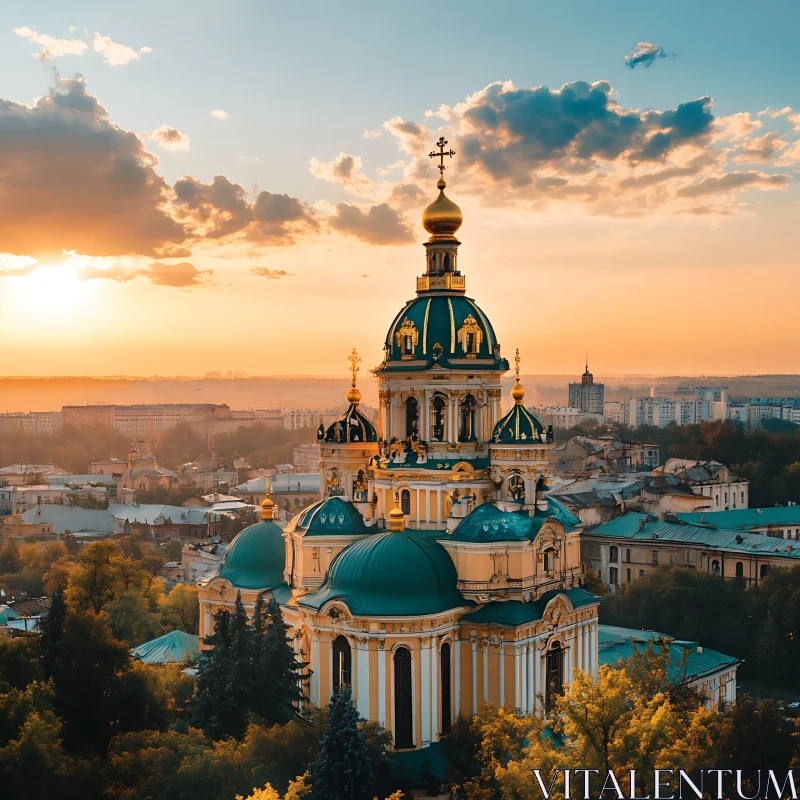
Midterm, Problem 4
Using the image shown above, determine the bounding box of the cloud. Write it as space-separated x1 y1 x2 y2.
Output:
624 42 675 69
382 116 429 155
309 152 371 189
676 171 792 198
714 112 762 141
758 106 792 118
146 124 190 152
91 33 148 65
210 109 228 120
0 75 186 259
79 260 211 287
733 132 787 163
376 160 406 176
330 203 413 244
250 267 292 279
14 27 88 60
363 129 381 138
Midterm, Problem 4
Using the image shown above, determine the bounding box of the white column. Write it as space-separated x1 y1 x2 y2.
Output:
520 644 528 713
482 642 489 704
454 636 461 715
415 488 420 526
431 641 439 740
499 641 505 707
423 390 430 440
471 639 478 715
531 640 538 716
515 643 522 710
357 642 370 718
312 635 320 705
591 622 598 680
526 642 534 714
378 645 386 728
421 642 431 746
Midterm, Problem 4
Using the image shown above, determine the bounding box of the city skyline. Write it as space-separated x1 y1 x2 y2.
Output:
2 1 800 377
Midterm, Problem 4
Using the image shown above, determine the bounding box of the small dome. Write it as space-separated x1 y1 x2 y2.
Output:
450 502 535 543
218 519 285 589
491 403 545 444
299 530 468 616
293 496 371 536
318 403 378 444
422 178 463 240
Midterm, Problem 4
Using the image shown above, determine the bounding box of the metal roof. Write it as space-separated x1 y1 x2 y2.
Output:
678 507 800 529
131 629 200 664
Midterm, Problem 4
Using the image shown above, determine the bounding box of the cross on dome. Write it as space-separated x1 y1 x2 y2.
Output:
428 136 456 176
347 348 362 404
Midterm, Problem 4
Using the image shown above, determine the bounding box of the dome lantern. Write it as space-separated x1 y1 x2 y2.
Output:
318 348 378 444
387 493 406 532
260 490 275 521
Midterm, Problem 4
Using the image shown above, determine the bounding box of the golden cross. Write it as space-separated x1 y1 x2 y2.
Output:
348 348 361 388
515 348 521 381
429 136 456 176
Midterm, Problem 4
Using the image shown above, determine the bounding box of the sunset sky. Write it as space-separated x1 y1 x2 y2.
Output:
1 1 799 378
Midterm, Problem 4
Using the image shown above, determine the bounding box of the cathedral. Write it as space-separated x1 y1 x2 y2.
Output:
198 139 600 752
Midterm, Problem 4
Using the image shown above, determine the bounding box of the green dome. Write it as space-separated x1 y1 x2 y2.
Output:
318 403 378 443
294 497 371 536
491 403 545 444
299 530 469 616
217 519 285 589
378 294 508 374
449 500 580 543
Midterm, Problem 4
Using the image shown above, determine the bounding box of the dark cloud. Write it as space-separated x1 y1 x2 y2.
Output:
624 42 675 69
0 75 185 259
330 203 413 245
453 81 714 185
676 171 792 198
250 267 292 279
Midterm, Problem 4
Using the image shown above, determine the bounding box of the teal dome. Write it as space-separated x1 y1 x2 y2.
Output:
449 500 580 543
299 530 469 616
377 294 508 374
318 403 378 443
217 519 285 589
491 403 545 444
294 497 371 536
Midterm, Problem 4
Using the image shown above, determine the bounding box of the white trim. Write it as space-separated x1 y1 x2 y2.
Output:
378 646 386 727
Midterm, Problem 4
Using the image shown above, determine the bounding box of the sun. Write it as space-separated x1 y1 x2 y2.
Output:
6 265 96 315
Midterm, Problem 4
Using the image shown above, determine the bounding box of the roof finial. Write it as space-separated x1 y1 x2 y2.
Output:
429 136 456 181
511 348 526 404
347 348 362 404
260 489 275 521
387 492 406 532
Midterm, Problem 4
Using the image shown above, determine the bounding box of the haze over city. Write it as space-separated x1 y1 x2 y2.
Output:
1 1 799 377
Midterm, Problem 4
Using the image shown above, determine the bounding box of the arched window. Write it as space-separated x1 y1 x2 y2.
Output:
543 550 552 573
458 394 477 442
332 635 351 692
400 489 411 515
442 253 451 272
760 564 769 579
711 559 720 575
394 647 413 748
508 473 525 503
735 561 744 578
545 641 564 712
403 335 414 357
405 397 419 438
431 395 447 442
440 643 451 734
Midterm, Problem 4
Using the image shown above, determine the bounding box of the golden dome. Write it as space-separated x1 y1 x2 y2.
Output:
387 499 406 532
346 386 362 404
260 491 275 520
511 380 526 404
422 177 463 240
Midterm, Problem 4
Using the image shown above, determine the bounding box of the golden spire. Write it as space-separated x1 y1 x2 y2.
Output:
347 347 362 404
260 489 275 521
422 137 462 240
387 493 406 532
511 348 526 404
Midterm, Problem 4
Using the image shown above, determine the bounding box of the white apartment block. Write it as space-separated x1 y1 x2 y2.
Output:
625 397 715 429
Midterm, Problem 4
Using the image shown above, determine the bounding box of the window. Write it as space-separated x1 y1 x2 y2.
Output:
458 394 477 442
624 548 631 563
639 570 645 578
651 550 658 565
400 489 411 515
735 561 744 578
431 395 447 442
403 335 414 357
609 567 618 586
394 647 413 748
440 643 451 734
543 550 552 572
405 397 419 438
741 492 745 504
626 568 631 583
760 564 769 579
332 636 352 692
711 559 720 575
545 642 564 712
609 546 619 563
508 473 525 503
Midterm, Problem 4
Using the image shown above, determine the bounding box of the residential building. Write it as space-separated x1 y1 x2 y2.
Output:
568 362 604 414
677 507 800 540
539 406 604 429
120 441 176 493
582 512 800 591
603 402 626 424
625 397 715 429
0 464 62 486
293 442 321 473
652 459 748 511
280 408 345 431
0 411 62 435
552 437 659 473
181 465 238 491
89 457 126 475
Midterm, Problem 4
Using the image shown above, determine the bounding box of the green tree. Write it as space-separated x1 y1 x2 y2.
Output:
309 688 376 800
39 588 66 681
0 538 21 574
161 583 200 634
